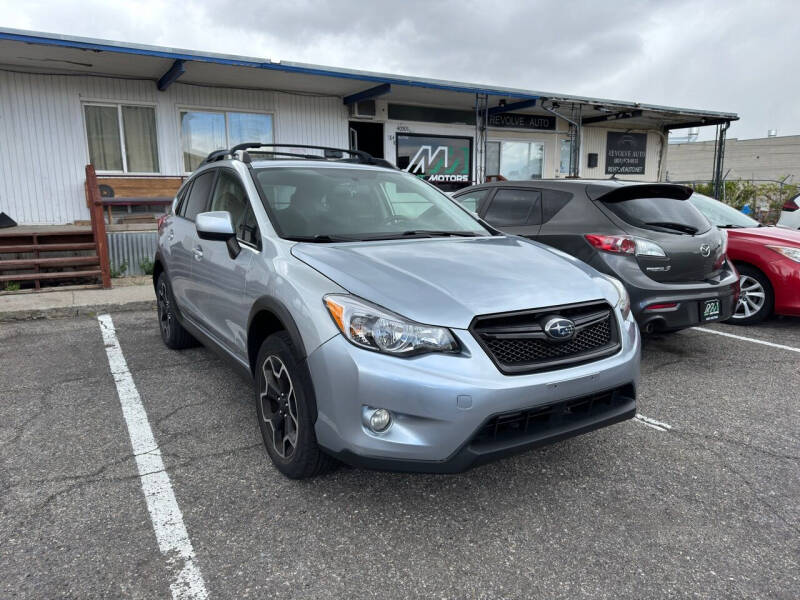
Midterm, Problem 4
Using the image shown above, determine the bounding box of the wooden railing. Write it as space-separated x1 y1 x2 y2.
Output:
85 164 112 288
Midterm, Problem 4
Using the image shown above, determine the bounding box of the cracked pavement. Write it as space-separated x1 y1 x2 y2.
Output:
1 311 798 599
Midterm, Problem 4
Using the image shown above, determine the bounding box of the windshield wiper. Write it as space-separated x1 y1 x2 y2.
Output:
399 230 481 237
285 234 357 243
643 221 699 235
717 224 745 229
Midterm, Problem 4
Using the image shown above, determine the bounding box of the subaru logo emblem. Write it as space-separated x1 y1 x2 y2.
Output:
544 317 575 341
699 243 711 257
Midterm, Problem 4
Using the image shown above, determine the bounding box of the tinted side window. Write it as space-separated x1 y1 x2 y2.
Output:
181 170 215 221
453 189 488 213
484 189 541 226
210 170 260 247
542 189 573 223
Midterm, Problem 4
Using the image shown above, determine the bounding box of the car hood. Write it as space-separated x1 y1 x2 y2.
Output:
291 236 615 329
728 226 800 247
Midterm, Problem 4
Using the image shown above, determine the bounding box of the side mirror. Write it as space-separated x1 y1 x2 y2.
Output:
196 211 240 258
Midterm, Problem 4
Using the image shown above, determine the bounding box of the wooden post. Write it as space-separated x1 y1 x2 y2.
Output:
85 164 112 288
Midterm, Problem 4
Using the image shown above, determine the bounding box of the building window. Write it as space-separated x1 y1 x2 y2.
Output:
84 104 159 173
486 141 544 180
180 110 273 171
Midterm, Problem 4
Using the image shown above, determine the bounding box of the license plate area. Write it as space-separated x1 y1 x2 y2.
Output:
700 298 721 322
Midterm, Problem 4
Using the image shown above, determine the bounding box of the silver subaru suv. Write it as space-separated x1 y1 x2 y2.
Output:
153 143 641 479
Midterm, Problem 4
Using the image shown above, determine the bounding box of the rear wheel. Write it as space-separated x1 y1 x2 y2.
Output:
156 273 195 349
729 265 773 325
255 332 336 479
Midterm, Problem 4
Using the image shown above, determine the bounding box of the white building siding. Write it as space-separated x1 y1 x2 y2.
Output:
580 127 665 181
274 93 348 148
0 70 348 224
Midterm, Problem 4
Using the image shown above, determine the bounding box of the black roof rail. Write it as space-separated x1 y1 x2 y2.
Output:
201 142 395 168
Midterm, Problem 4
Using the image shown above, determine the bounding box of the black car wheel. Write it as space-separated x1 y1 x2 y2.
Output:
255 332 336 479
729 265 773 325
156 273 195 349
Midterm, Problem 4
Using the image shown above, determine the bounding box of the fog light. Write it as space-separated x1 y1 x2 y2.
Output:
369 408 392 432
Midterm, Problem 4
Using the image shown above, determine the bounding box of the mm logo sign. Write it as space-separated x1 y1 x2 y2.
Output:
406 145 469 183
396 134 472 190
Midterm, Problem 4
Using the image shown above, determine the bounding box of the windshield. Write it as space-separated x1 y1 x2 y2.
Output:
253 166 490 241
688 192 760 228
601 193 712 235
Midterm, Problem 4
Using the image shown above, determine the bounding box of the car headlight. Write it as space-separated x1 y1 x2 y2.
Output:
605 276 631 320
324 294 459 356
767 245 800 263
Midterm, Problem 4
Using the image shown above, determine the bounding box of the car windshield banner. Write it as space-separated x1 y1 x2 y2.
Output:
396 133 473 191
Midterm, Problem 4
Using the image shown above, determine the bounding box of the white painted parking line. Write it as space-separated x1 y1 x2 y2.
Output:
98 315 208 600
634 414 673 432
692 326 800 354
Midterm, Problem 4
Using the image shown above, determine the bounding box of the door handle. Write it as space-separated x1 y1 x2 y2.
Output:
192 246 203 260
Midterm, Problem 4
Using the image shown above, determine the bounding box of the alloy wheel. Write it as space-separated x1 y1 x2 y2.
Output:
260 356 299 459
733 274 766 319
157 280 172 338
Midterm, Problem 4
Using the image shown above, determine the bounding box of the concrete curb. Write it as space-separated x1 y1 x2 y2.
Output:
0 278 156 322
0 300 157 322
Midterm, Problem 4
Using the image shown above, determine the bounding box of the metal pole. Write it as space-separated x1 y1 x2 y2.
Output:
542 103 581 177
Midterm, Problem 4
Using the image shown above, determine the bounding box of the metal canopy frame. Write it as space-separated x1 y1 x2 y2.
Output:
711 122 731 199
582 109 643 125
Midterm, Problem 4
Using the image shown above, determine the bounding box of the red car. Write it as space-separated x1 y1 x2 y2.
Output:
690 193 800 324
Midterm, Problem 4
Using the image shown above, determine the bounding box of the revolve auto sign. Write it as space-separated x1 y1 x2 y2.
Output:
487 113 556 130
396 133 472 191
606 132 647 175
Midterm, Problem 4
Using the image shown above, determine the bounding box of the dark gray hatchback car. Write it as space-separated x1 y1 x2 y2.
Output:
453 180 739 333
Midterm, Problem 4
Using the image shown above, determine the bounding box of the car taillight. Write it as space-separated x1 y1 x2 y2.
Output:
585 234 636 254
584 234 666 257
713 229 728 269
157 214 168 232
782 200 798 212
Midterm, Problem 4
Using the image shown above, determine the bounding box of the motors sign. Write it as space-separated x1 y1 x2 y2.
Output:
605 132 647 175
487 113 556 131
396 133 472 190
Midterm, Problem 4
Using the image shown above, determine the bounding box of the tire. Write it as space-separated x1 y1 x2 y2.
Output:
255 332 337 479
156 273 196 349
728 265 773 325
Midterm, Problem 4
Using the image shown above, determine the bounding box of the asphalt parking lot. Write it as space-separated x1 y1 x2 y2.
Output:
1 310 798 599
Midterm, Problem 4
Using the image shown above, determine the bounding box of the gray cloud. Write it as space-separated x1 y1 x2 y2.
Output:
1 0 797 140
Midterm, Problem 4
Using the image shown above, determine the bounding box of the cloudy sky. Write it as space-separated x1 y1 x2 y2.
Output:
1 0 796 140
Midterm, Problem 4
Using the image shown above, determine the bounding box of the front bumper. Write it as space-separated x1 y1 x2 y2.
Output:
767 256 800 317
306 308 640 472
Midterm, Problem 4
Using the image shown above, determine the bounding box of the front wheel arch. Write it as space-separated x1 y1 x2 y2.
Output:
246 299 317 422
